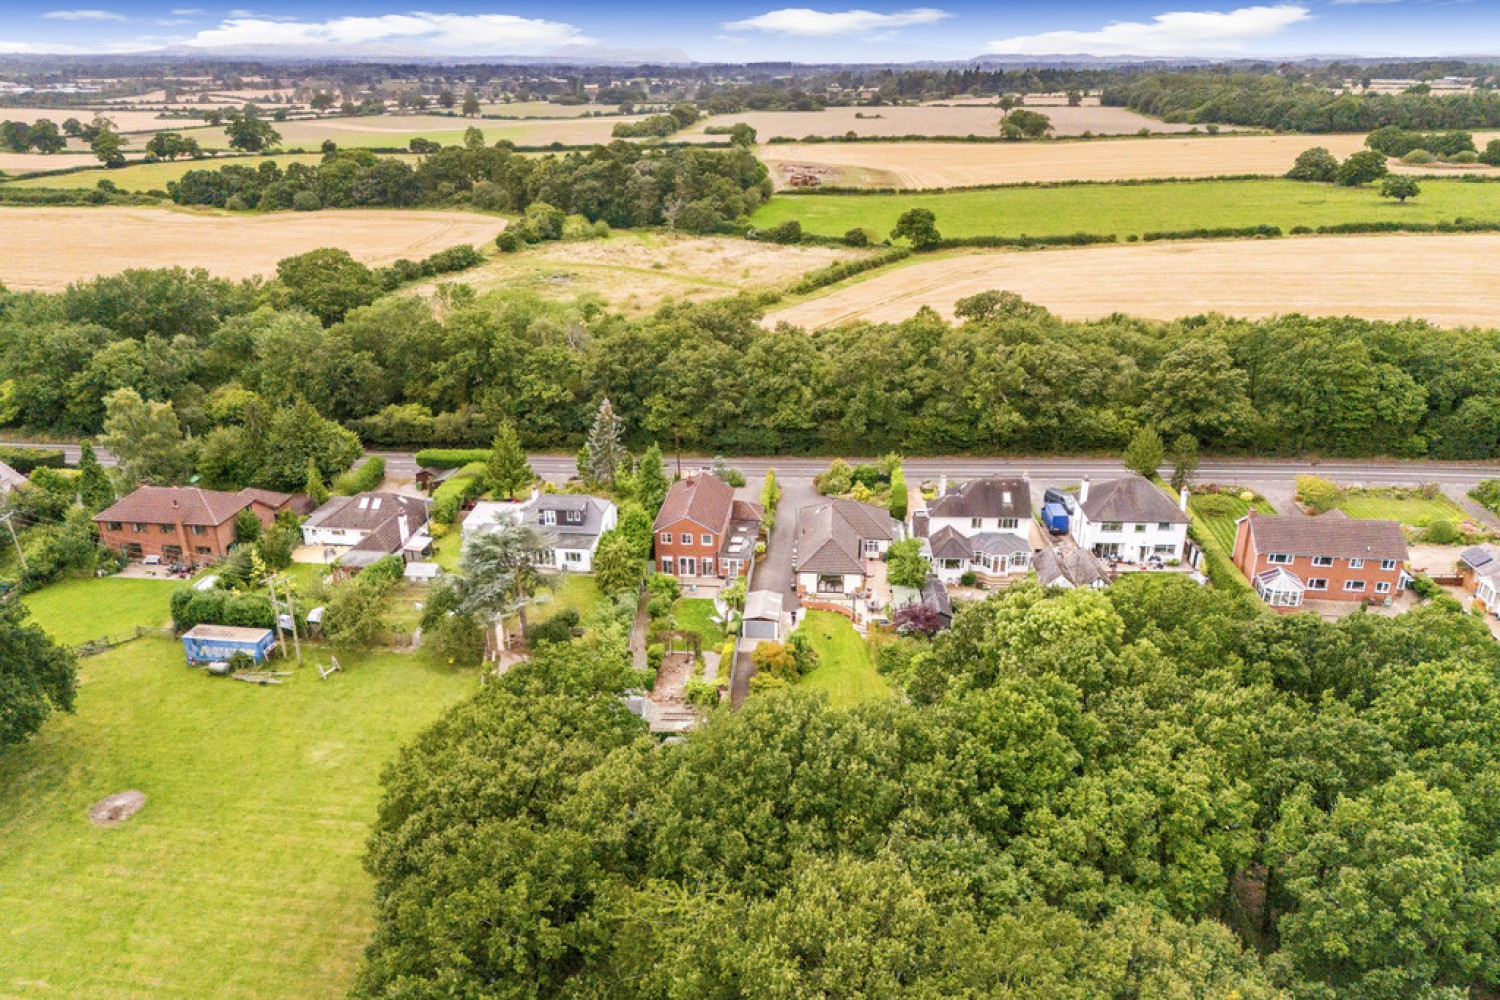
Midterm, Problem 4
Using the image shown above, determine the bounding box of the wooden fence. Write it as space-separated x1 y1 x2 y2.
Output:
72 625 175 658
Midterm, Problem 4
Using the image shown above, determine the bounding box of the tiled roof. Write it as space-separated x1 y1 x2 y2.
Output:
927 525 974 561
1033 546 1109 588
304 492 428 532
972 532 1031 557
929 477 1032 520
95 486 290 528
0 459 25 491
654 473 736 534
796 498 899 575
1079 476 1188 525
1246 512 1408 562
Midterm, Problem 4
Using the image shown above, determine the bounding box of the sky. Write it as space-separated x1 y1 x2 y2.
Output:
0 1 1493 63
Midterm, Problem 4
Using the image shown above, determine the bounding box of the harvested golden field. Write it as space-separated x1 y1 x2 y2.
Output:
410 232 863 316
764 233 1500 329
758 132 1500 189
0 150 102 174
0 207 507 291
684 104 1206 142
0 108 191 132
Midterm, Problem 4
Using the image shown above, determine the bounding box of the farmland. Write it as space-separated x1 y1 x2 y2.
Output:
752 177 1500 241
758 131 1500 189
764 232 1500 329
0 207 508 290
409 232 864 315
681 102 1207 141
164 113 651 151
6 152 357 190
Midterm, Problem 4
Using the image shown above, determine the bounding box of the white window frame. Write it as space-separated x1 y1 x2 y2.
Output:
1380 559 1397 571
564 550 582 563
661 557 674 574
1267 553 1293 565
542 509 556 526
999 518 1019 531
1375 581 1391 593
701 533 712 546
679 556 697 577
1307 578 1329 591
970 517 983 529
1312 555 1333 567
1133 524 1147 533
1344 579 1367 592
660 532 672 545
1101 522 1123 533
1156 522 1173 531
1349 558 1365 569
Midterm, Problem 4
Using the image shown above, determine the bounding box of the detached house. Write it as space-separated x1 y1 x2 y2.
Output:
1071 475 1189 563
95 486 298 564
1233 511 1408 610
1459 545 1500 613
653 473 762 581
465 493 618 572
794 498 903 598
301 491 431 572
921 476 1035 584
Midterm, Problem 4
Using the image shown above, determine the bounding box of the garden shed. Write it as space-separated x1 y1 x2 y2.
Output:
742 591 783 641
180 624 276 665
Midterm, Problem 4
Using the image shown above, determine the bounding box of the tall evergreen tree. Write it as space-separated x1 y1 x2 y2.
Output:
585 398 628 486
485 422 533 500
77 440 114 513
1169 435 1200 494
1123 427 1165 480
305 458 329 506
635 442 669 514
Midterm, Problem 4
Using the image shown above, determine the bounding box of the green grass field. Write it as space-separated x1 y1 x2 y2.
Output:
673 596 727 646
751 178 1500 241
538 573 604 622
1337 491 1465 526
795 610 891 709
1189 491 1277 557
2 574 477 998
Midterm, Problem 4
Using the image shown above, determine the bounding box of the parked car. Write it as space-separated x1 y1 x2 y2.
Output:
1043 487 1074 512
1041 502 1071 535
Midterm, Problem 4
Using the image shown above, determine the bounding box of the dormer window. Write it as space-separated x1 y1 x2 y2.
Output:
542 509 556 526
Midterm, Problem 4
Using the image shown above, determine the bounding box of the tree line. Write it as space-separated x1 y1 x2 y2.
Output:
1105 70 1500 132
5 271 1500 462
164 141 771 231
357 575 1500 997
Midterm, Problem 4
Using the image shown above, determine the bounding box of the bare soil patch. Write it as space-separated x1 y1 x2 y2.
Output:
765 233 1500 330
411 233 861 315
758 132 1500 189
0 207 508 291
686 104 1203 142
88 790 146 826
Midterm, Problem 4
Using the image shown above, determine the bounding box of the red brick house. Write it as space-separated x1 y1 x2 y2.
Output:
95 486 298 565
652 473 762 581
1232 510 1408 610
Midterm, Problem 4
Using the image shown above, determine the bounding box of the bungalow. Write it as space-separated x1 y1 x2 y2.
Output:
794 498 903 598
1459 545 1500 612
653 473 762 581
1071 475 1189 563
95 485 298 565
300 492 431 572
920 476 1035 584
1232 511 1409 610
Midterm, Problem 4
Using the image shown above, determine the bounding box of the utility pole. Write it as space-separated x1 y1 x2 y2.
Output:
264 574 287 658
280 577 302 665
1 512 24 573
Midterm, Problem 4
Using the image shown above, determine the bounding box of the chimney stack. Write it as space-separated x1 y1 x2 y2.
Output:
938 472 948 497
1179 487 1190 513
1079 477 1090 506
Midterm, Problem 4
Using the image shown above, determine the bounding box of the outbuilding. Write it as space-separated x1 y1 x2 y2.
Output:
180 624 276 665
742 590 784 641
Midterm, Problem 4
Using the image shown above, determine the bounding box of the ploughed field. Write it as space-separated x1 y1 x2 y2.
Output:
765 233 1500 330
0 207 507 290
750 177 1500 240
758 132 1500 189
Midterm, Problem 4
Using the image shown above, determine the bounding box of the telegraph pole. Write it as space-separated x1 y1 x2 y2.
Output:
264 574 288 658
280 578 302 665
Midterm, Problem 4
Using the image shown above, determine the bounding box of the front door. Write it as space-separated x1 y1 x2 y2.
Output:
679 556 697 577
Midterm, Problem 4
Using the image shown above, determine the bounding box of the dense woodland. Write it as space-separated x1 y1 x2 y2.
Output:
4 274 1500 462
359 576 1500 997
1107 70 1500 132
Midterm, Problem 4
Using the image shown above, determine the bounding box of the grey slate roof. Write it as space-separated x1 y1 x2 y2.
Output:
1461 545 1499 574
305 492 429 533
926 525 974 561
1079 476 1188 525
929 477 1032 521
1034 546 1110 588
527 494 611 547
796 498 900 575
1244 511 1407 562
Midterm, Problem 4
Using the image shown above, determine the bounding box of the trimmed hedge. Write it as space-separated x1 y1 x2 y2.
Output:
414 448 491 470
788 248 911 295
1142 225 1281 241
932 232 1118 250
431 463 488 524
0 446 66 474
333 455 386 495
170 587 285 631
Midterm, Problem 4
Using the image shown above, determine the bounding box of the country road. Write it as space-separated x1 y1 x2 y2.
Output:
9 440 1498 489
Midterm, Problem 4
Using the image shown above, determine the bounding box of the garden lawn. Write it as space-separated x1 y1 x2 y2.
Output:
1189 491 1278 556
672 596 727 646
795 610 891 709
1337 491 1466 526
538 573 604 623
750 178 1500 242
0 637 475 999
23 575 180 645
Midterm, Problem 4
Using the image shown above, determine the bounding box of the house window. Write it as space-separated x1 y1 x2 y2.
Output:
701 533 712 546
159 524 174 534
941 558 963 570
1344 580 1367 592
132 523 147 533
542 509 556 526
1101 522 1123 533
970 517 982 529
679 557 697 577
999 518 1018 530
193 525 208 535
1381 559 1397 571
107 521 123 531
1375 581 1391 593
817 574 844 593
1153 544 1175 554
1134 524 1147 533
195 546 211 556
1160 522 1176 531
123 542 143 559
1349 558 1365 569
661 557 674 574
702 558 715 576
1307 578 1329 591
564 550 581 563
1312 555 1333 567
1267 553 1293 565
660 532 673 545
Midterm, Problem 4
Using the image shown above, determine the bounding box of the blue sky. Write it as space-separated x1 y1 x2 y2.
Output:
0 1 1491 62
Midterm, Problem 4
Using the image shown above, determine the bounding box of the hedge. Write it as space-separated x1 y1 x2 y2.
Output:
0 446 66 474
431 463 488 524
788 248 911 295
1141 224 1281 241
170 587 285 631
414 448 492 470
333 455 386 495
932 232 1119 250
0 187 159 207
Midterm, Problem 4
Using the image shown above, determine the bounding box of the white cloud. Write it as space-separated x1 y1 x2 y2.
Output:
986 4 1311 56
42 8 126 20
170 7 204 13
179 12 592 51
723 7 949 37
